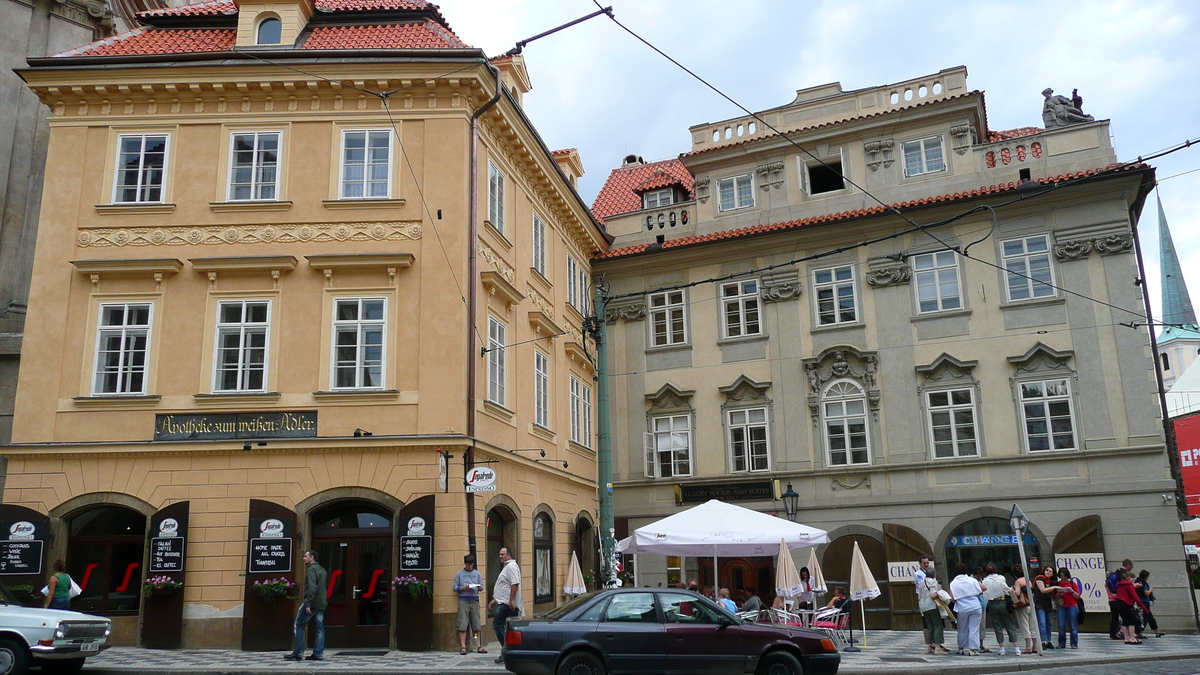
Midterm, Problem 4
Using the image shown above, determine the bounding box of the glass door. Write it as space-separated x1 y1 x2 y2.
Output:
316 537 391 648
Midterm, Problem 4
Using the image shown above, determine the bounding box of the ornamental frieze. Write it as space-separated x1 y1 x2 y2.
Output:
476 240 515 284
1093 234 1133 256
526 286 554 319
604 298 647 324
760 269 801 302
1052 234 1132 260
76 221 421 248
1052 240 1093 260
865 265 911 287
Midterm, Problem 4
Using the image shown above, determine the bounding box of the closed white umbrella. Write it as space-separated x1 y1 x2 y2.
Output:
564 551 587 596
806 547 828 594
775 539 803 598
846 541 881 652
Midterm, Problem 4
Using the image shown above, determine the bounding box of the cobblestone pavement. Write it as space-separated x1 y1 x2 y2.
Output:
80 630 1200 674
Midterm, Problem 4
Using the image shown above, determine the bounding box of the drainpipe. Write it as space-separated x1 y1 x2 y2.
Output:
592 283 616 587
465 62 503 560
1129 181 1200 631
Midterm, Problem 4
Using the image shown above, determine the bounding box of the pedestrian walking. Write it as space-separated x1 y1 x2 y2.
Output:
1135 570 1166 637
284 550 327 661
1010 564 1038 656
914 557 951 655
1106 558 1134 639
43 559 75 610
982 563 1019 655
488 547 522 665
972 566 990 653
949 563 984 655
1056 567 1081 649
1033 565 1058 650
453 554 484 655
1113 570 1147 644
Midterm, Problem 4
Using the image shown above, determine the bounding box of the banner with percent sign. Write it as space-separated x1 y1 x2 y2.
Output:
1054 553 1107 606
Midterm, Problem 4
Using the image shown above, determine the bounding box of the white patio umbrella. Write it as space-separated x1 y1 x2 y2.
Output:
564 551 587 596
846 541 881 651
775 539 804 598
806 547 828 594
1183 518 1200 545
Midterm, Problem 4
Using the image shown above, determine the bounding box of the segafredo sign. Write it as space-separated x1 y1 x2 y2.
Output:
465 467 497 493
8 522 35 541
259 518 285 538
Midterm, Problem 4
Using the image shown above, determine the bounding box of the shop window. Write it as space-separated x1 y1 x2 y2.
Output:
534 514 554 604
67 506 147 615
944 517 1040 572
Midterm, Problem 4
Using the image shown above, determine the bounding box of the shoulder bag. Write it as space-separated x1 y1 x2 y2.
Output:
1012 580 1030 609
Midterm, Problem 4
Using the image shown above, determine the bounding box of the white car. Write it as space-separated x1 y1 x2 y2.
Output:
0 588 111 675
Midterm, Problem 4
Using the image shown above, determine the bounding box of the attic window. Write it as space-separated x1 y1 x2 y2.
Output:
643 188 673 210
806 161 845 194
257 17 282 44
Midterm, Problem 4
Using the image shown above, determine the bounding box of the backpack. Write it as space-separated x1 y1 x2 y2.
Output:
1105 571 1120 595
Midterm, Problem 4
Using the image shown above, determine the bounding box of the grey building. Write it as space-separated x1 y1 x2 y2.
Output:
592 67 1192 630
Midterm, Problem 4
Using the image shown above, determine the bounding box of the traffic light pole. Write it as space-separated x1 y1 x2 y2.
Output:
591 283 617 588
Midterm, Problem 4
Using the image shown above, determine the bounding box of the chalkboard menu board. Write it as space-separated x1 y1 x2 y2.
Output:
248 516 293 574
399 536 431 571
0 515 47 576
148 503 189 573
150 537 185 573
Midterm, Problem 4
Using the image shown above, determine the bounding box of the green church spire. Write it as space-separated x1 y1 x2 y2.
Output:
1158 194 1197 339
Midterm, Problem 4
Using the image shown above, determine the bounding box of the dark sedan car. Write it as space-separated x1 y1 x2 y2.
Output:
501 588 839 675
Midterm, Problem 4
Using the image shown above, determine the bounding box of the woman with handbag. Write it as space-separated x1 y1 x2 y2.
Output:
1010 565 1038 655
43 559 76 610
1033 565 1058 650
1056 567 1082 649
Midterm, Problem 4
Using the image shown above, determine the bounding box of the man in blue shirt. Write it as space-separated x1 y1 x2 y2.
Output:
454 554 484 654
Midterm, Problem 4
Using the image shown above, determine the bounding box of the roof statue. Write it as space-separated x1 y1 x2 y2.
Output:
1041 87 1094 128
1157 194 1200 341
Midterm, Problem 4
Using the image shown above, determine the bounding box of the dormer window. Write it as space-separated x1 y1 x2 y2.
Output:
257 17 282 45
643 188 673 210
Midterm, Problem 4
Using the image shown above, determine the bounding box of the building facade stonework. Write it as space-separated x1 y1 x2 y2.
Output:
592 67 1190 630
5 0 608 650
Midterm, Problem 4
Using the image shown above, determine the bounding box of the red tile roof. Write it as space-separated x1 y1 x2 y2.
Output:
303 20 467 49
634 170 686 194
593 163 1147 261
53 28 236 57
591 158 694 222
551 148 577 156
986 126 1043 142
140 0 438 17
683 91 986 158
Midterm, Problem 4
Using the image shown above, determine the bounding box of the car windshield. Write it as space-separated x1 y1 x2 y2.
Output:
0 585 18 605
541 591 601 620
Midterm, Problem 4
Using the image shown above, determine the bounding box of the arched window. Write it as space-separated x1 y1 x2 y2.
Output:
533 513 554 604
944 517 1040 573
68 505 147 615
822 380 869 466
257 17 282 45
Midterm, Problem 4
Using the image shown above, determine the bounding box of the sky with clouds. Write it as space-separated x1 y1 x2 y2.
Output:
437 0 1200 322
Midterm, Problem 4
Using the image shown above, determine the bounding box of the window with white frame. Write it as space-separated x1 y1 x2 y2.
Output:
532 215 547 278
902 136 945 177
228 132 280 201
727 407 769 472
801 155 847 195
256 16 282 44
645 414 691 478
717 174 754 212
643 188 673 210
534 350 550 428
721 279 761 338
340 130 391 199
926 388 978 458
487 317 506 406
570 375 592 448
93 303 152 395
813 265 856 325
114 134 168 204
649 290 687 347
214 300 269 392
332 298 385 389
1019 378 1076 451
1002 235 1055 301
567 255 590 315
488 161 505 233
913 250 961 313
823 380 869 466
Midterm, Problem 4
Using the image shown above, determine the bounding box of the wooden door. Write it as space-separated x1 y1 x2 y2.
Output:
1053 515 1105 633
317 536 391 648
883 523 933 631
822 535 891 630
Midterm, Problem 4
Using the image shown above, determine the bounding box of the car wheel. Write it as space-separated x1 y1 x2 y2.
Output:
0 638 30 675
556 650 605 675
41 659 85 675
757 650 802 675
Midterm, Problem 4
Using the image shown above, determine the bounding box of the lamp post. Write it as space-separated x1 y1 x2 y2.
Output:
782 483 799 522
1009 503 1041 656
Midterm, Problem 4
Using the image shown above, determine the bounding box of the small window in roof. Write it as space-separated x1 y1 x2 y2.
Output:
257 17 282 45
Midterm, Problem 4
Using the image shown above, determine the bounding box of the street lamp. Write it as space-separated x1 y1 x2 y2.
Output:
1009 503 1040 656
781 482 799 522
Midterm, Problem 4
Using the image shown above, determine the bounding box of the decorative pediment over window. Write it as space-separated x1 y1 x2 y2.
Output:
801 346 880 422
605 296 647 324
718 376 771 405
916 353 979 389
1007 342 1074 377
645 383 695 414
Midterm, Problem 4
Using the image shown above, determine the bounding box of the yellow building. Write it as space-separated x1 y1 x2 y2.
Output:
6 0 609 650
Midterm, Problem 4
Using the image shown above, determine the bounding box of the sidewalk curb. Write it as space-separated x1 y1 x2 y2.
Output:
81 650 1200 675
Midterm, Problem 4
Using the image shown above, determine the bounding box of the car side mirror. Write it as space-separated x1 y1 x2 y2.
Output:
717 615 735 627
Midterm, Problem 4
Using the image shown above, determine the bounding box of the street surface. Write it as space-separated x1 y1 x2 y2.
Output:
79 630 1200 674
